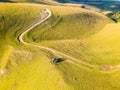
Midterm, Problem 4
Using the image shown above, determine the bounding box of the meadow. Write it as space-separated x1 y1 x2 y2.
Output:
1 2 120 90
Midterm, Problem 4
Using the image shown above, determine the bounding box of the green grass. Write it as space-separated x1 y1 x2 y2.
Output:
86 23 120 66
1 2 120 90
0 3 44 70
27 5 112 41
1 0 59 5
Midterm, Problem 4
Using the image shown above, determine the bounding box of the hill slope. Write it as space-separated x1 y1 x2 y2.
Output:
0 0 59 5
1 2 120 90
27 5 112 41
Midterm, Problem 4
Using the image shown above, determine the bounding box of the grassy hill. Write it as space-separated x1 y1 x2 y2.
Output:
0 0 59 5
27 5 111 41
1 2 120 90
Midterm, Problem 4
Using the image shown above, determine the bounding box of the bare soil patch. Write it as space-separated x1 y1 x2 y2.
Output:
99 65 113 71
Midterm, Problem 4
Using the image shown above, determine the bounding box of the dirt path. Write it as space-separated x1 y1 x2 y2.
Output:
17 8 120 71
19 8 96 69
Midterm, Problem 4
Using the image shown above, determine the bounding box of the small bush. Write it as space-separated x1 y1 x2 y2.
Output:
107 11 120 22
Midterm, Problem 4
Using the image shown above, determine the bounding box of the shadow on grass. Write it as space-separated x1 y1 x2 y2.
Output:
0 0 55 5
0 0 16 3
56 58 64 63
51 58 65 63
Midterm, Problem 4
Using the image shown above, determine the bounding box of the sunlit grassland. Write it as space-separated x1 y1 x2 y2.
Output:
31 22 120 67
86 23 120 66
1 2 120 90
27 5 112 41
26 5 113 66
0 3 43 69
23 4 120 90
0 3 73 90
0 3 43 46
0 49 73 90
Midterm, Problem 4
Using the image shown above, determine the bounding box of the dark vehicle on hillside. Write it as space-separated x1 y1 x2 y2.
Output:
51 58 64 63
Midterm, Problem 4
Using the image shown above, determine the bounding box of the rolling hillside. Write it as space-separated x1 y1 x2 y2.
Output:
1 2 120 90
0 0 59 5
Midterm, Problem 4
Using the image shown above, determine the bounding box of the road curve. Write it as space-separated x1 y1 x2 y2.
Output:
19 8 95 69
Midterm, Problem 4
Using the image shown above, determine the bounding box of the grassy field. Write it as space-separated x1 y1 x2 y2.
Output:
0 0 59 5
27 5 112 41
1 2 120 90
0 3 44 71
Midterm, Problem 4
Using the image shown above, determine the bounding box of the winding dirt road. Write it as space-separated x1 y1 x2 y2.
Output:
19 8 96 69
